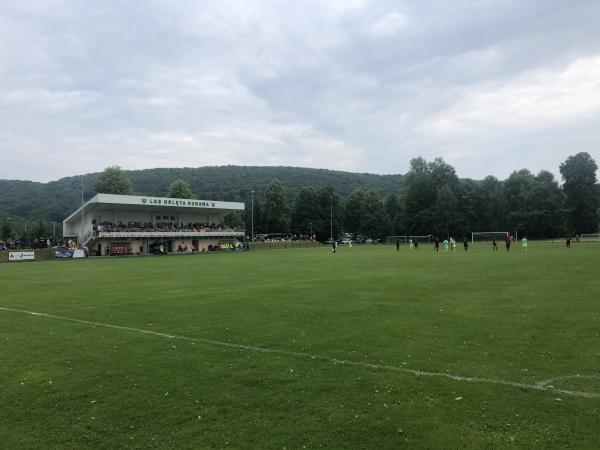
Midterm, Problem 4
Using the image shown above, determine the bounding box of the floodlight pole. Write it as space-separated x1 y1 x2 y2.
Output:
309 222 312 240
250 190 255 242
80 175 84 246
330 195 333 241
52 221 56 237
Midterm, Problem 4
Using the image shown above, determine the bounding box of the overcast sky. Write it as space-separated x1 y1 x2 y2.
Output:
1 0 599 182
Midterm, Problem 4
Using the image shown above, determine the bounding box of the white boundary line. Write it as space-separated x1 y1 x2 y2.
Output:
1 306 598 399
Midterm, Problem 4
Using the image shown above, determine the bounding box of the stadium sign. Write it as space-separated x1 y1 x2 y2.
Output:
141 197 217 208
9 251 35 262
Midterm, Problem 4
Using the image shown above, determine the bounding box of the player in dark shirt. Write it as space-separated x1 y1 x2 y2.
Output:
463 237 469 252
492 239 498 250
505 236 511 251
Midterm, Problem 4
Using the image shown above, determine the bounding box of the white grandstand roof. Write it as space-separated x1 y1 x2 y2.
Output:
63 193 245 223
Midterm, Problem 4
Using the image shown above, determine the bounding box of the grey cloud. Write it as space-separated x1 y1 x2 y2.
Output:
0 0 599 182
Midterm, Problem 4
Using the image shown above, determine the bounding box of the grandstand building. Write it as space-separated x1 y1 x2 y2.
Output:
63 194 245 256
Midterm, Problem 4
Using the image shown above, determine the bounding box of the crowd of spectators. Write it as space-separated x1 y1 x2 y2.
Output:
0 237 74 250
95 221 229 234
254 233 316 242
175 242 246 253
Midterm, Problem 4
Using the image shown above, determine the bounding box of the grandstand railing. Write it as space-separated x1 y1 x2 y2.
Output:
95 229 245 239
81 230 95 247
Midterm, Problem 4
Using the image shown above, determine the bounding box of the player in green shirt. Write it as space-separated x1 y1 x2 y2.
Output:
522 237 528 252
409 239 414 250
443 239 449 253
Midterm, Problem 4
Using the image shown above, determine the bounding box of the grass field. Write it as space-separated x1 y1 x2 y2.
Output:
1 243 599 448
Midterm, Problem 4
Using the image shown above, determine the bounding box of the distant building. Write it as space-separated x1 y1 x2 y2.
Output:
63 194 245 256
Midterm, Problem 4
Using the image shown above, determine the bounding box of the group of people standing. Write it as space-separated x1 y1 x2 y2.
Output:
491 235 527 252
430 237 467 253
405 235 530 253
331 234 582 255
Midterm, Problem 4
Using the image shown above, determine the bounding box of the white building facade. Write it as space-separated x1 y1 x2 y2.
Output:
63 194 245 255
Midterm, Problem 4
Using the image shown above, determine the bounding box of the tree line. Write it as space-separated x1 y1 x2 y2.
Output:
1 153 598 241
242 152 598 240
0 165 401 239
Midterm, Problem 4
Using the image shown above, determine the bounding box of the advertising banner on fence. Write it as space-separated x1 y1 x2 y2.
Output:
55 248 74 258
9 251 35 262
55 248 88 259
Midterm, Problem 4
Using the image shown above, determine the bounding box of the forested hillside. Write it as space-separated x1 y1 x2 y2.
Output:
0 165 402 228
1 153 598 242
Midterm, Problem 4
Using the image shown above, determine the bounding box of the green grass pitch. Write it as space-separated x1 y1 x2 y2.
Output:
1 243 599 448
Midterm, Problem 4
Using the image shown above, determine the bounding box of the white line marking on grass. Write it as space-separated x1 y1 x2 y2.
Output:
535 375 600 388
1 306 599 399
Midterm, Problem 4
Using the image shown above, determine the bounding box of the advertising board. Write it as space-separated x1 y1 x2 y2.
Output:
8 251 35 262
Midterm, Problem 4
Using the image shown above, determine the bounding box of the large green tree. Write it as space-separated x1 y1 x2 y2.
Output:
33 220 47 239
478 176 506 231
291 187 320 236
95 166 134 195
404 157 459 235
1 219 12 239
435 184 458 238
344 189 367 236
404 158 434 235
559 152 600 233
223 211 244 229
384 193 404 236
528 171 566 238
361 191 387 238
263 180 290 233
167 179 196 199
504 169 536 234
456 179 480 237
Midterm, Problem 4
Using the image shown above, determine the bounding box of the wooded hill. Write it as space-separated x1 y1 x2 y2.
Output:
0 165 402 223
1 153 598 241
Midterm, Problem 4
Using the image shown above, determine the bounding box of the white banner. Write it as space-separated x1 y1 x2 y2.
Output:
8 251 35 262
72 249 87 259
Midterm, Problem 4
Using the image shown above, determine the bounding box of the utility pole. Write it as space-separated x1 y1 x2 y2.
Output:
80 175 84 246
250 190 255 242
52 221 56 237
309 222 312 240
330 195 333 241
4 217 11 239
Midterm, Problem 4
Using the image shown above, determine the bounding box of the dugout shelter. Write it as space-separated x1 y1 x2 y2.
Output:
63 194 245 256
